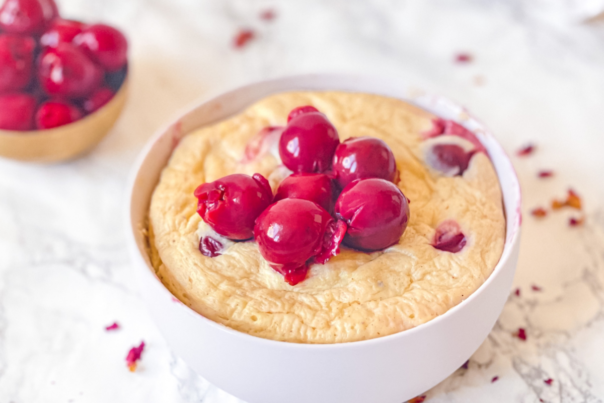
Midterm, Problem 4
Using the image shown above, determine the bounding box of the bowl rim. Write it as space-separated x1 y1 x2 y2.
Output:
127 73 522 351
0 68 129 138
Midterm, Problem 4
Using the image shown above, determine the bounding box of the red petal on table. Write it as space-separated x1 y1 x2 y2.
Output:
461 360 469 369
233 29 256 48
569 216 585 227
126 341 145 372
260 9 276 21
531 284 542 292
517 144 535 156
455 53 473 63
514 288 521 297
491 376 499 383
531 207 547 218
105 322 120 331
408 396 426 403
538 170 554 178
514 328 527 341
544 378 553 385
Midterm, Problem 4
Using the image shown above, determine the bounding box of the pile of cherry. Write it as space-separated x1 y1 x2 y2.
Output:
195 106 410 285
0 0 127 131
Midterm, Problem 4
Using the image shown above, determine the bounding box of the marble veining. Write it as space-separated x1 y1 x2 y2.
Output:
1 0 604 402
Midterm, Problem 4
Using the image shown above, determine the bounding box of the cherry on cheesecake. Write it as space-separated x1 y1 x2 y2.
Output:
194 173 273 240
287 105 318 122
0 93 36 130
40 18 85 48
274 173 334 213
335 178 409 251
279 106 340 173
0 0 58 35
254 198 347 285
35 100 82 129
332 136 397 189
74 23 128 72
38 43 103 98
432 220 466 253
0 34 35 93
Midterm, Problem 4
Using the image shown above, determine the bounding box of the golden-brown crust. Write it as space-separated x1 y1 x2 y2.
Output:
148 91 505 343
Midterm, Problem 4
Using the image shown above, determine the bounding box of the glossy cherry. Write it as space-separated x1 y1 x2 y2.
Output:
424 118 487 155
0 34 35 93
433 220 466 253
427 144 474 176
35 100 82 129
38 43 103 98
287 105 318 122
0 0 58 34
40 19 85 48
82 87 114 113
74 23 128 72
0 93 36 130
254 198 346 285
332 136 397 189
279 108 339 173
335 178 409 251
194 173 273 240
199 236 224 258
274 173 334 213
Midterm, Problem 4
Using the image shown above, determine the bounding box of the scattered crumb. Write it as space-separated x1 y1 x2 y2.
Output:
552 189 582 210
531 207 547 218
473 75 485 86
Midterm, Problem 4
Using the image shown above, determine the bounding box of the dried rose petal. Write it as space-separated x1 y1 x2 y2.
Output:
126 341 145 372
538 170 554 178
461 360 469 369
517 144 535 156
433 220 467 253
199 236 223 257
544 378 553 386
233 29 255 48
514 328 527 341
408 396 427 403
260 9 276 21
531 285 542 292
105 322 120 331
514 288 521 297
491 376 499 383
552 189 582 210
455 53 472 63
569 216 585 227
531 207 547 218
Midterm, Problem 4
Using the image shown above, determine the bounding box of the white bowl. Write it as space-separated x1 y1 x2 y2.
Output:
126 75 521 403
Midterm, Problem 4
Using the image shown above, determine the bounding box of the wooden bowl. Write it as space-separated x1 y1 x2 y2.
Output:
0 77 128 163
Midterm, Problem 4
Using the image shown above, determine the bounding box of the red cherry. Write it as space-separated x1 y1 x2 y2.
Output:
194 173 273 240
37 43 102 98
74 24 128 72
433 220 466 253
0 0 58 34
332 136 397 189
274 173 334 213
427 144 474 176
287 105 318 122
82 86 114 113
335 178 409 251
35 100 82 129
40 19 85 48
279 109 340 173
254 199 346 285
199 236 224 257
0 92 36 130
0 34 35 93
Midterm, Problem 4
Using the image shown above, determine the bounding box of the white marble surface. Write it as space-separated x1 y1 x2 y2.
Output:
1 0 604 402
